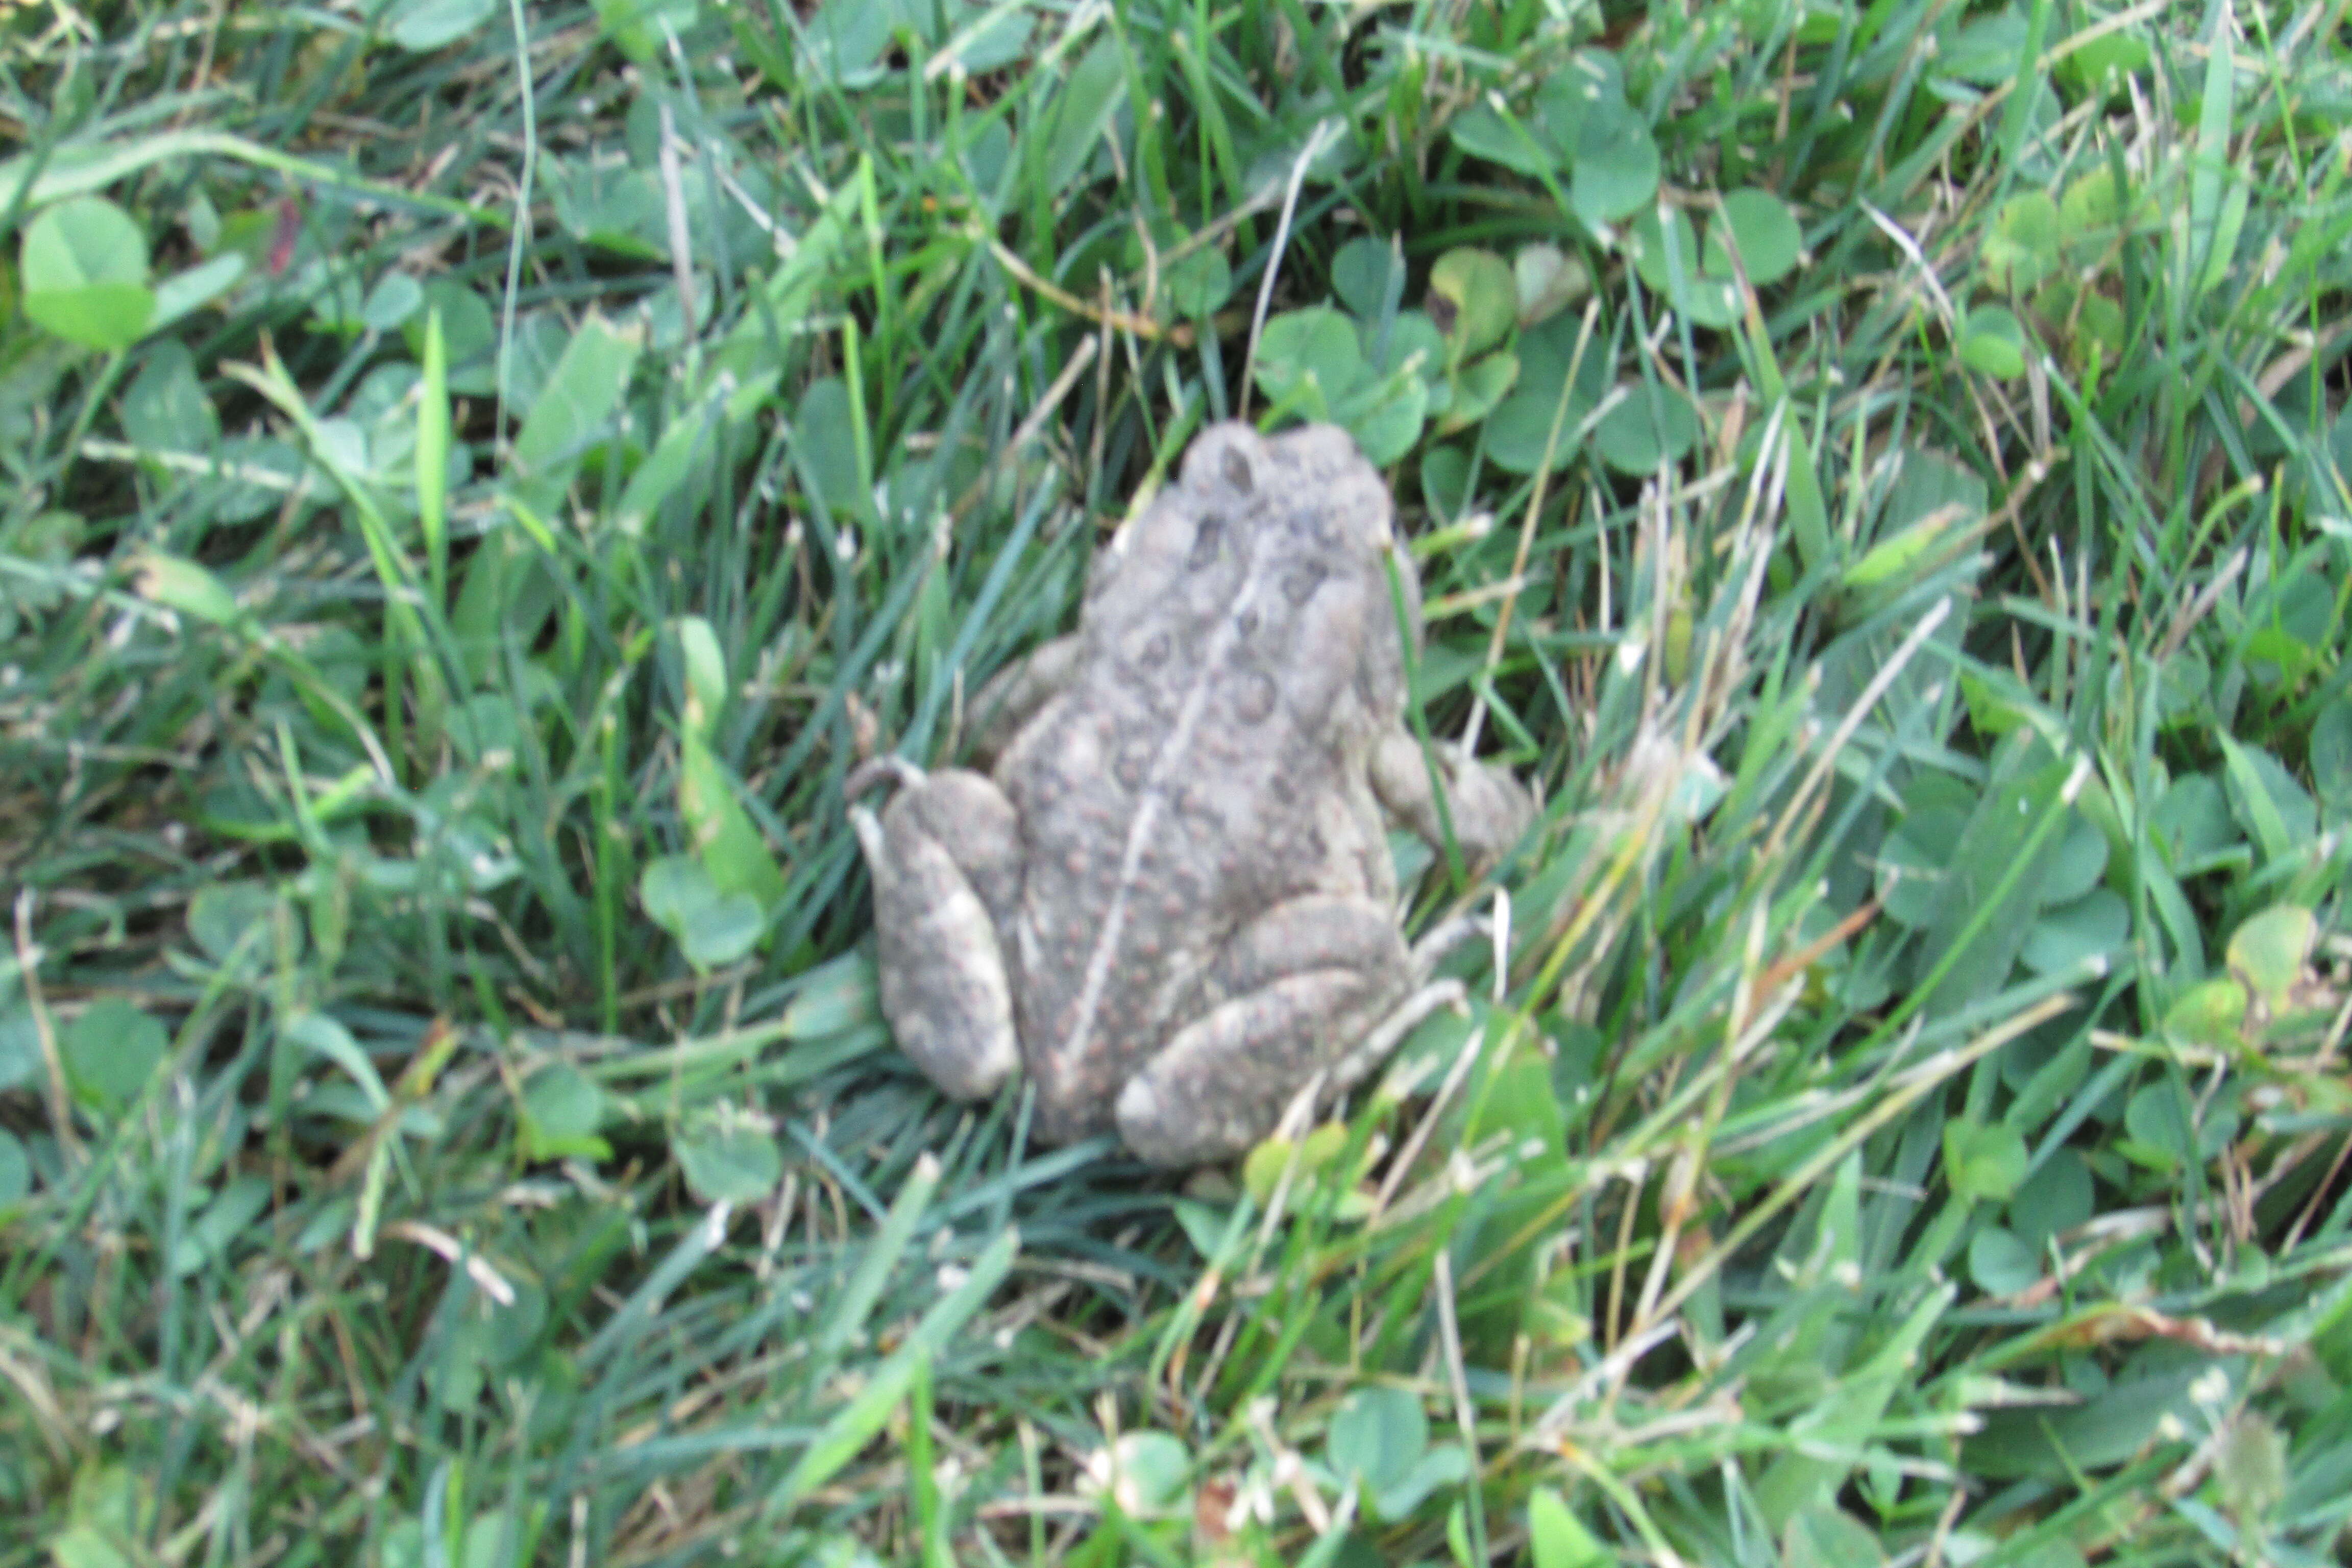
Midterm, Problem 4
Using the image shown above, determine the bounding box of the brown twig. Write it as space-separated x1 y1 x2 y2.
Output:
987 239 1194 347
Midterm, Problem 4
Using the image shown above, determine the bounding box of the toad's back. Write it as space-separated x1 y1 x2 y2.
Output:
996 423 1411 1142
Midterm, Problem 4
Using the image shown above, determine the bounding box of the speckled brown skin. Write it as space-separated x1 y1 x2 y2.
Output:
850 422 1531 1167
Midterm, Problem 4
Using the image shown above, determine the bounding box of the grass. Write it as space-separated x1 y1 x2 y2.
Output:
2 0 2349 1563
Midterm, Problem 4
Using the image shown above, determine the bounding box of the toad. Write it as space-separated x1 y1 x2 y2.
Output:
849 421 1531 1166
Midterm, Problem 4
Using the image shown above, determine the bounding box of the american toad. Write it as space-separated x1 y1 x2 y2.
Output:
849 422 1531 1166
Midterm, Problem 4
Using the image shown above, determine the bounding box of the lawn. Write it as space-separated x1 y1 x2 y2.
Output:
3 0 2349 1563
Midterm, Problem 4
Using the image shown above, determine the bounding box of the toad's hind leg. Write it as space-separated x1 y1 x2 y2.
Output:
849 767 1024 1101
1115 897 1411 1167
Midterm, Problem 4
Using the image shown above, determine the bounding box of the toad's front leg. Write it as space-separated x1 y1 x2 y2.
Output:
966 635 1083 768
1114 897 1412 1167
848 765 1025 1101
1371 729 1535 868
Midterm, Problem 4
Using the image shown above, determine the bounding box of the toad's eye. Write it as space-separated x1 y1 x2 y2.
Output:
1280 565 1325 605
1188 513 1224 570
1222 449 1254 493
